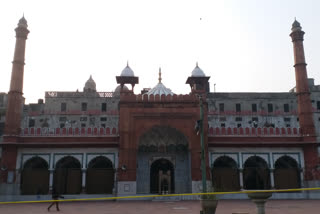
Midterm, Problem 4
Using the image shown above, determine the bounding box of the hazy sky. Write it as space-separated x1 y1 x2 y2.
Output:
0 0 320 103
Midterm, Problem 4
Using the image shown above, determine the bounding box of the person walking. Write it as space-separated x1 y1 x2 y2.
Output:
48 188 64 211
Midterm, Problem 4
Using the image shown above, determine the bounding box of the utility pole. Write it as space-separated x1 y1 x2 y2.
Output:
199 96 207 194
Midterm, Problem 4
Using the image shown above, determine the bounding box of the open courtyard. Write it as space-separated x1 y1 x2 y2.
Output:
0 200 319 214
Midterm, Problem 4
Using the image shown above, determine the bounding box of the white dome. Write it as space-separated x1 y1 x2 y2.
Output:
146 68 174 96
147 82 174 97
191 63 206 77
120 64 135 77
84 75 96 92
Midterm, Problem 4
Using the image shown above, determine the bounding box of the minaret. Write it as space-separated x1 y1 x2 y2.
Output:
290 19 315 136
4 16 29 136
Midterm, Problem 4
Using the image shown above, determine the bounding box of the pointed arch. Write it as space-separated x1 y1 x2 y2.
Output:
54 156 82 194
86 156 114 194
243 156 271 190
274 155 301 189
21 157 49 195
212 156 240 191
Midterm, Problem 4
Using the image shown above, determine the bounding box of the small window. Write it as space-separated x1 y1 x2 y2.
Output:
252 117 259 122
284 104 290 112
297 117 299 121
100 117 107 122
59 117 67 122
317 101 320 110
235 117 242 122
61 103 67 112
101 103 107 112
236 103 241 112
220 123 225 127
80 117 87 122
286 124 291 127
252 104 257 112
28 119 35 127
89 117 95 126
81 123 86 128
101 123 106 128
60 123 65 128
237 123 242 128
267 104 273 113
219 117 226 122
81 103 87 111
284 117 291 122
219 103 224 112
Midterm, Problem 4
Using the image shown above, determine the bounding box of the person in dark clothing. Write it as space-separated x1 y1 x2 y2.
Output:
47 188 64 211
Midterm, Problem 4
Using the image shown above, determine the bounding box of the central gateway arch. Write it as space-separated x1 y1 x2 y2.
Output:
136 125 191 194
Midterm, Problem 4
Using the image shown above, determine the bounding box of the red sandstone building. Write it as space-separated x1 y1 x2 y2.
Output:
0 17 320 199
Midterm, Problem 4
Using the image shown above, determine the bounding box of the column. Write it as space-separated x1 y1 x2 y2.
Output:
270 169 275 188
82 169 86 193
239 169 244 189
49 169 54 191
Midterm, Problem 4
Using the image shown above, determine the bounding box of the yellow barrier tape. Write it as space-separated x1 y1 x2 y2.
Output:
1 187 320 205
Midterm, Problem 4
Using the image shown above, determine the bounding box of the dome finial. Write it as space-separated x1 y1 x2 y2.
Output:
127 60 129 67
196 62 199 67
158 67 162 83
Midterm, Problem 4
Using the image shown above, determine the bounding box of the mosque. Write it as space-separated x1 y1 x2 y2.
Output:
0 17 320 199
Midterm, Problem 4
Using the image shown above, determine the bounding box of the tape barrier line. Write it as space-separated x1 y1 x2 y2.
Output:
1 187 320 205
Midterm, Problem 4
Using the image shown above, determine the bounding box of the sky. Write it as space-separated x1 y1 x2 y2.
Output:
0 0 320 104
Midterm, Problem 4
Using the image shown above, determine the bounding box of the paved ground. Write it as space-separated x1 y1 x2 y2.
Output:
0 200 319 214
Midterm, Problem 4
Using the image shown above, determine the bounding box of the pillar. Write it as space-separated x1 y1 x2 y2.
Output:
239 169 244 189
49 169 54 190
270 169 275 188
82 169 86 192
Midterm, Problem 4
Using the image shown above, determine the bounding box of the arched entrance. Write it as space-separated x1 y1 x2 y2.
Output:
86 156 115 194
150 159 174 194
136 125 191 194
212 156 240 191
21 157 49 195
274 156 300 189
243 156 271 190
54 156 82 194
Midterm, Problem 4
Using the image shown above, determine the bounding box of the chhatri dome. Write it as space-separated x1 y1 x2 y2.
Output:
120 62 135 77
291 18 302 32
113 85 129 97
83 75 96 92
18 15 28 28
146 68 174 96
191 62 206 77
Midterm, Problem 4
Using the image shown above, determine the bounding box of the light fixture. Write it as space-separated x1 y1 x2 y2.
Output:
121 165 127 171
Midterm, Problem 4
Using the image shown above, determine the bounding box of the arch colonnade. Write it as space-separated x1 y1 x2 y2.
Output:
210 151 303 191
18 149 117 195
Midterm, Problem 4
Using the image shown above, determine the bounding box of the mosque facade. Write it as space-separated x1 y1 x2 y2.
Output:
0 17 320 198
